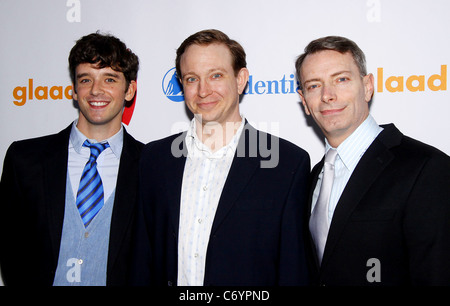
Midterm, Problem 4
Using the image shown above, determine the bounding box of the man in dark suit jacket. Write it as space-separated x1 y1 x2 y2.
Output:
295 36 450 285
133 29 310 286
0 33 143 286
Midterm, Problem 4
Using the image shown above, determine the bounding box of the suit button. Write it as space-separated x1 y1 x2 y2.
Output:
168 280 173 286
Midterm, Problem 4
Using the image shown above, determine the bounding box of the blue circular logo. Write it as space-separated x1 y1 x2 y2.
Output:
162 67 184 102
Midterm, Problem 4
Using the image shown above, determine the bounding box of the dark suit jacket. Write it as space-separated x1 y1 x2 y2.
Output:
133 123 311 286
0 124 143 286
306 124 450 286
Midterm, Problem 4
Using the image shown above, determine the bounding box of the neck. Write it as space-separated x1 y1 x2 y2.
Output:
195 119 242 152
76 120 121 142
325 135 346 149
325 114 370 148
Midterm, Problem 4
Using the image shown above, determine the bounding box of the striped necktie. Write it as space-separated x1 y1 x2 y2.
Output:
309 148 338 265
76 140 110 227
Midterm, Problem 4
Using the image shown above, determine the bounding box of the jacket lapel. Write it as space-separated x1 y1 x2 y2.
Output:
167 132 188 236
210 123 260 235
43 125 71 264
107 129 142 269
320 124 401 269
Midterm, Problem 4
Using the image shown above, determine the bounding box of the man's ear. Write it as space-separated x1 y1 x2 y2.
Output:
125 80 137 101
363 73 375 103
298 89 311 115
236 68 249 95
72 83 78 101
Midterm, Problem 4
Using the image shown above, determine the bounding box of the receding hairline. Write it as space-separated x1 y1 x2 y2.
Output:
178 42 240 78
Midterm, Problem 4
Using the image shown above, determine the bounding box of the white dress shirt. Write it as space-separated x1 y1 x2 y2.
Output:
177 116 245 286
68 120 123 204
311 115 383 225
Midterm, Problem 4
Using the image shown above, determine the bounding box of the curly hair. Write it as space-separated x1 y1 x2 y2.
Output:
69 32 139 90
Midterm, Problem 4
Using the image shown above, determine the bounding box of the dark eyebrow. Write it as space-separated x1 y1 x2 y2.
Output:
103 72 121 78
76 71 121 79
76 72 90 79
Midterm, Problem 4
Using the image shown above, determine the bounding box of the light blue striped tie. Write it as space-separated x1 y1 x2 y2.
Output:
309 149 337 265
76 140 110 227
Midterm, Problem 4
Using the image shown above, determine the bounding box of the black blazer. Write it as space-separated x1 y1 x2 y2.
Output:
133 123 311 286
0 124 143 286
306 124 450 286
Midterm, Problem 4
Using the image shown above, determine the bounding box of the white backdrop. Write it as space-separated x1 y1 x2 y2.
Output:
1 0 449 286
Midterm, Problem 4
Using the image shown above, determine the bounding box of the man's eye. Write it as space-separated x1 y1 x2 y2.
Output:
186 77 197 82
79 79 90 84
212 73 222 79
106 78 116 83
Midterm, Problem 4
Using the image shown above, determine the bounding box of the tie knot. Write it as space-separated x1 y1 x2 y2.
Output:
324 149 338 165
83 140 110 160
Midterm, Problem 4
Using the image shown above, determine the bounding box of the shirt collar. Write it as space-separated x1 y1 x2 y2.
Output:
69 120 123 159
324 114 383 172
186 115 245 159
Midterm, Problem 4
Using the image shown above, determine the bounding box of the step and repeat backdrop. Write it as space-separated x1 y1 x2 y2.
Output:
0 0 449 285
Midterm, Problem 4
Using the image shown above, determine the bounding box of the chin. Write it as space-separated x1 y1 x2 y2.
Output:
195 113 218 124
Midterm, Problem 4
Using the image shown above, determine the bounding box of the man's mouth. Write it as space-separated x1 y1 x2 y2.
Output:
321 107 345 116
89 101 109 107
197 101 218 110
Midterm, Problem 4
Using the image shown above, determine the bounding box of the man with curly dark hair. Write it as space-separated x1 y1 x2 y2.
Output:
0 32 143 286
